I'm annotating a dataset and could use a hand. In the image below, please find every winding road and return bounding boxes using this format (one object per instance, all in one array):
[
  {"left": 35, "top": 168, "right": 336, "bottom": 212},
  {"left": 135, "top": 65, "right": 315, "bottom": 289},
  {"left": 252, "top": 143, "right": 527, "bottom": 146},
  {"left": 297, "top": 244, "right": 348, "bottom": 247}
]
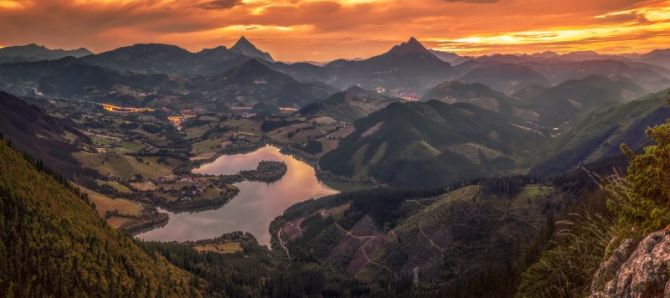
[{"left": 333, "top": 222, "right": 398, "bottom": 279}]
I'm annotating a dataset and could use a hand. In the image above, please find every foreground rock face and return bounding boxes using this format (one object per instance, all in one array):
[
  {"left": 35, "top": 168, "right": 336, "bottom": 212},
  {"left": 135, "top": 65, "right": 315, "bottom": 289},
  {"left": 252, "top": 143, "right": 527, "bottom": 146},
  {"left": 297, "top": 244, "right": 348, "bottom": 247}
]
[{"left": 591, "top": 231, "right": 670, "bottom": 298}]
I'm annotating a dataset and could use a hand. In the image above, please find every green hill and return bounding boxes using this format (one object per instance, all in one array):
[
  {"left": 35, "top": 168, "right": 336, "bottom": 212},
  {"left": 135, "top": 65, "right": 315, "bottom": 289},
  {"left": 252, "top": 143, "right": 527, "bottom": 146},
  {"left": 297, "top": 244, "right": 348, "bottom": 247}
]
[
  {"left": 531, "top": 88, "right": 670, "bottom": 176},
  {"left": 271, "top": 177, "right": 570, "bottom": 297},
  {"left": 422, "top": 80, "right": 539, "bottom": 122},
  {"left": 519, "top": 75, "right": 645, "bottom": 127},
  {"left": 320, "top": 100, "right": 546, "bottom": 188},
  {"left": 299, "top": 86, "right": 400, "bottom": 122},
  {"left": 0, "top": 139, "right": 198, "bottom": 296}
]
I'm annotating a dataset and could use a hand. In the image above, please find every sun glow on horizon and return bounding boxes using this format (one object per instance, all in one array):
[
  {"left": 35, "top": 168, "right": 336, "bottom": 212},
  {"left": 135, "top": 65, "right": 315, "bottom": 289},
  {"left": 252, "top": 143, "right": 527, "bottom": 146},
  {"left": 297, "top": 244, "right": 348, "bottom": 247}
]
[{"left": 1, "top": 0, "right": 670, "bottom": 60}]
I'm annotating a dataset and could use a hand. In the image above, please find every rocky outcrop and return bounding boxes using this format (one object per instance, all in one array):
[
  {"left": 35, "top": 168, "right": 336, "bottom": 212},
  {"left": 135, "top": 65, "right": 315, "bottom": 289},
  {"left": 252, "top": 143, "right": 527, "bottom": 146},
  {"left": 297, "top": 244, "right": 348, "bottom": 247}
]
[{"left": 590, "top": 231, "right": 670, "bottom": 298}]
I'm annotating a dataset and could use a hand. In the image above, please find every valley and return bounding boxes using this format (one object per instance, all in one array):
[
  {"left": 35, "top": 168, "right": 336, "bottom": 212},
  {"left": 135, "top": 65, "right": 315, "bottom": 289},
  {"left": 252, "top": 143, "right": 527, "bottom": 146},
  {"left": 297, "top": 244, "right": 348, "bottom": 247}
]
[{"left": 3, "top": 31, "right": 670, "bottom": 297}]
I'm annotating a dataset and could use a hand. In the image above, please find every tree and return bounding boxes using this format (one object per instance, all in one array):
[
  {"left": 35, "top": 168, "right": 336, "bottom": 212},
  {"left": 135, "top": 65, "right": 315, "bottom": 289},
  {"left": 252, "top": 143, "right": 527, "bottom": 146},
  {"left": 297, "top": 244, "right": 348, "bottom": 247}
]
[{"left": 607, "top": 120, "right": 670, "bottom": 234}]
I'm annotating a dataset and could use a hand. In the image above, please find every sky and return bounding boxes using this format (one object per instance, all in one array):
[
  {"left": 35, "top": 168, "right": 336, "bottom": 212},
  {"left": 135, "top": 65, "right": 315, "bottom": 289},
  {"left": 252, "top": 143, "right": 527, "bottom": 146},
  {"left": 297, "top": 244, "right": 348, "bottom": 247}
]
[{"left": 0, "top": 0, "right": 669, "bottom": 61}]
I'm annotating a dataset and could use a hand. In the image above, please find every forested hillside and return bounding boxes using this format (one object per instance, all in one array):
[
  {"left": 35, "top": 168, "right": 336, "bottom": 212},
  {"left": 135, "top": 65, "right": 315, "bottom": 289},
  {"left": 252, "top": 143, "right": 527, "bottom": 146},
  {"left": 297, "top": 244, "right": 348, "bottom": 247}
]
[
  {"left": 519, "top": 104, "right": 670, "bottom": 297},
  {"left": 0, "top": 138, "right": 198, "bottom": 297}
]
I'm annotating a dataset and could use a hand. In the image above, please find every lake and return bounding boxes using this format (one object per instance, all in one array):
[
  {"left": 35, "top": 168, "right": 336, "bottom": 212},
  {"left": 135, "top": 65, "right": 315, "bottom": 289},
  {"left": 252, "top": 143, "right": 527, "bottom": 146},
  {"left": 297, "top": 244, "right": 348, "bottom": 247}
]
[{"left": 135, "top": 145, "right": 338, "bottom": 246}]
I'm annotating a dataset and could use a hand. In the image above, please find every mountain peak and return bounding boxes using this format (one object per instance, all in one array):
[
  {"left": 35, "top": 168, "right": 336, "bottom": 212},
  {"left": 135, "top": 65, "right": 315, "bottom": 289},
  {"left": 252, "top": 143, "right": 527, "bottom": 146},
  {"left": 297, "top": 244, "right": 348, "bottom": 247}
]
[
  {"left": 407, "top": 36, "right": 421, "bottom": 46},
  {"left": 233, "top": 36, "right": 253, "bottom": 48},
  {"left": 387, "top": 37, "right": 432, "bottom": 56},
  {"left": 231, "top": 36, "right": 274, "bottom": 62}
]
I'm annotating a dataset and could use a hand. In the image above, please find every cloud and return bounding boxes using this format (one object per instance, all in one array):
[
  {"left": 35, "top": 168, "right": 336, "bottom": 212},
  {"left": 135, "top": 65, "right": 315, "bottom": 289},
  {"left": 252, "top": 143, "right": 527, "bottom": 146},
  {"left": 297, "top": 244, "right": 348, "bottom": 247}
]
[
  {"left": 440, "top": 0, "right": 499, "bottom": 3},
  {"left": 196, "top": 0, "right": 243, "bottom": 10},
  {"left": 0, "top": 0, "right": 668, "bottom": 61}
]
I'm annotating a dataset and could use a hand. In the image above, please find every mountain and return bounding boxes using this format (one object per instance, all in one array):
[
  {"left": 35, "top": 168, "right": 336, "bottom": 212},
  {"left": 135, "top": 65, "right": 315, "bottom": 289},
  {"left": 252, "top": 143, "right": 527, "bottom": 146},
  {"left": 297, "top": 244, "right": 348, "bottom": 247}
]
[
  {"left": 460, "top": 63, "right": 550, "bottom": 94},
  {"left": 272, "top": 178, "right": 572, "bottom": 297},
  {"left": 519, "top": 75, "right": 645, "bottom": 127},
  {"left": 430, "top": 50, "right": 469, "bottom": 65},
  {"left": 321, "top": 37, "right": 454, "bottom": 99},
  {"left": 557, "top": 50, "right": 619, "bottom": 61},
  {"left": 197, "top": 58, "right": 336, "bottom": 107},
  {"left": 230, "top": 36, "right": 274, "bottom": 62},
  {"left": 82, "top": 43, "right": 196, "bottom": 74},
  {"left": 36, "top": 62, "right": 177, "bottom": 99},
  {"left": 531, "top": 88, "right": 670, "bottom": 176},
  {"left": 0, "top": 91, "right": 88, "bottom": 174},
  {"left": 0, "top": 44, "right": 92, "bottom": 63},
  {"left": 298, "top": 86, "right": 400, "bottom": 122},
  {"left": 0, "top": 139, "right": 196, "bottom": 296},
  {"left": 319, "top": 100, "right": 546, "bottom": 188},
  {"left": 422, "top": 80, "right": 539, "bottom": 122},
  {"left": 267, "top": 61, "right": 326, "bottom": 82},
  {"left": 523, "top": 59, "right": 670, "bottom": 92},
  {"left": 83, "top": 43, "right": 252, "bottom": 75},
  {"left": 0, "top": 57, "right": 190, "bottom": 106},
  {"left": 639, "top": 49, "right": 670, "bottom": 69}
]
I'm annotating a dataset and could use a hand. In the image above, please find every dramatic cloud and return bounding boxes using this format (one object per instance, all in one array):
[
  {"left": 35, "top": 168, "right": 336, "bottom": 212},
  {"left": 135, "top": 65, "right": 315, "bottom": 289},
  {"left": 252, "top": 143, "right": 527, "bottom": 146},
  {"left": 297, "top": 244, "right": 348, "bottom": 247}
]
[
  {"left": 196, "top": 0, "right": 243, "bottom": 10},
  {"left": 0, "top": 0, "right": 668, "bottom": 61}
]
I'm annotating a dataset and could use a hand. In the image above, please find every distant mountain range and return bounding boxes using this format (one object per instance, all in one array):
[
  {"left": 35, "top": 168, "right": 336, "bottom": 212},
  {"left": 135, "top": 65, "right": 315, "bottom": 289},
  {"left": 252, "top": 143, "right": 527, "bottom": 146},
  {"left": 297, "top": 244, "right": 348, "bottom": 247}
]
[
  {"left": 517, "top": 75, "right": 645, "bottom": 127},
  {"left": 316, "top": 37, "right": 454, "bottom": 99},
  {"left": 0, "top": 44, "right": 92, "bottom": 63},
  {"left": 2, "top": 38, "right": 670, "bottom": 187},
  {"left": 196, "top": 58, "right": 336, "bottom": 108}
]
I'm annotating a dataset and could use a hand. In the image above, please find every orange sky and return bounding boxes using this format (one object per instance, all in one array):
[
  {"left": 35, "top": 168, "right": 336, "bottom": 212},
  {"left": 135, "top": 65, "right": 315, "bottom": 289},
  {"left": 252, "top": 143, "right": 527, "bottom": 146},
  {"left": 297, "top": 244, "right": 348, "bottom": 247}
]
[{"left": 0, "top": 0, "right": 669, "bottom": 61}]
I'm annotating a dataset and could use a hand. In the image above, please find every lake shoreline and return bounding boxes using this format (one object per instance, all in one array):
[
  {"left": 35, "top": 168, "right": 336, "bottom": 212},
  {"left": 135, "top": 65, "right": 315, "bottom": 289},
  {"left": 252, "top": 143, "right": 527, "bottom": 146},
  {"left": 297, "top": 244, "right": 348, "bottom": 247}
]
[{"left": 135, "top": 145, "right": 338, "bottom": 247}]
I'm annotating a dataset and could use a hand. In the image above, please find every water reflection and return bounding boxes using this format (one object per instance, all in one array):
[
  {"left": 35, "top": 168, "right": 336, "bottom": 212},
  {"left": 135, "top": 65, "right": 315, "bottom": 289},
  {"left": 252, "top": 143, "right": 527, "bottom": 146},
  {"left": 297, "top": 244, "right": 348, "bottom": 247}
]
[{"left": 136, "top": 145, "right": 338, "bottom": 246}]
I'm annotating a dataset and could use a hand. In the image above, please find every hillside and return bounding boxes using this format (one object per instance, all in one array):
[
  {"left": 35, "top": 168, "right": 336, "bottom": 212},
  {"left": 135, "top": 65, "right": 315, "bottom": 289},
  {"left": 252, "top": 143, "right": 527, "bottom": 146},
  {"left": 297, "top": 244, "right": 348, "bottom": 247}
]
[
  {"left": 531, "top": 88, "right": 670, "bottom": 176},
  {"left": 197, "top": 59, "right": 337, "bottom": 108},
  {"left": 422, "top": 80, "right": 538, "bottom": 122},
  {"left": 299, "top": 86, "right": 400, "bottom": 122},
  {"left": 0, "top": 139, "right": 197, "bottom": 296},
  {"left": 0, "top": 44, "right": 92, "bottom": 63},
  {"left": 523, "top": 59, "right": 669, "bottom": 92},
  {"left": 271, "top": 178, "right": 572, "bottom": 297},
  {"left": 0, "top": 91, "right": 87, "bottom": 175},
  {"left": 460, "top": 63, "right": 549, "bottom": 94},
  {"left": 320, "top": 100, "right": 546, "bottom": 188},
  {"left": 519, "top": 75, "right": 645, "bottom": 127}
]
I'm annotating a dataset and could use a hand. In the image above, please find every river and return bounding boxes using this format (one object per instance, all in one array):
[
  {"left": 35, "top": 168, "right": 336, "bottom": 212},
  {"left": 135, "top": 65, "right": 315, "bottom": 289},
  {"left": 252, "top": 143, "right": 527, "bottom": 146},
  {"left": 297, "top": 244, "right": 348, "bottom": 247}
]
[{"left": 135, "top": 145, "right": 338, "bottom": 246}]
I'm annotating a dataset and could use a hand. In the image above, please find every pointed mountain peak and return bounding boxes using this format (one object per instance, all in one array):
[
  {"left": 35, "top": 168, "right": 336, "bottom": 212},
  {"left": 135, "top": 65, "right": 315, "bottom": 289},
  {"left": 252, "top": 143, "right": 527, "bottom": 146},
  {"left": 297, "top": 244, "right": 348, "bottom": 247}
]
[
  {"left": 407, "top": 36, "right": 422, "bottom": 46},
  {"left": 231, "top": 36, "right": 274, "bottom": 62},
  {"left": 387, "top": 37, "right": 432, "bottom": 55},
  {"left": 233, "top": 36, "right": 253, "bottom": 48}
]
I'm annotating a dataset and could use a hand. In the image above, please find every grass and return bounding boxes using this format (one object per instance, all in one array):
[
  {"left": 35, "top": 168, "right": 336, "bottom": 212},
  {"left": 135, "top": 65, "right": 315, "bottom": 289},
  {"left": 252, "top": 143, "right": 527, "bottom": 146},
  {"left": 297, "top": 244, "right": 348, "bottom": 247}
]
[
  {"left": 323, "top": 180, "right": 376, "bottom": 192},
  {"left": 130, "top": 181, "right": 158, "bottom": 191},
  {"left": 97, "top": 179, "right": 132, "bottom": 193},
  {"left": 106, "top": 216, "right": 134, "bottom": 229},
  {"left": 73, "top": 151, "right": 173, "bottom": 180},
  {"left": 184, "top": 124, "right": 214, "bottom": 140},
  {"left": 192, "top": 137, "right": 227, "bottom": 155},
  {"left": 116, "top": 141, "right": 146, "bottom": 153},
  {"left": 76, "top": 185, "right": 143, "bottom": 218},
  {"left": 193, "top": 242, "right": 243, "bottom": 254}
]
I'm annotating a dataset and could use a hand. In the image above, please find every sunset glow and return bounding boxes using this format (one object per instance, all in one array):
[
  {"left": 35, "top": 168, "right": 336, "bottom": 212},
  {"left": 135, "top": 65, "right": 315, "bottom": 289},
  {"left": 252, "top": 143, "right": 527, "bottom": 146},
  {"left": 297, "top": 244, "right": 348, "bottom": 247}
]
[{"left": 0, "top": 0, "right": 669, "bottom": 61}]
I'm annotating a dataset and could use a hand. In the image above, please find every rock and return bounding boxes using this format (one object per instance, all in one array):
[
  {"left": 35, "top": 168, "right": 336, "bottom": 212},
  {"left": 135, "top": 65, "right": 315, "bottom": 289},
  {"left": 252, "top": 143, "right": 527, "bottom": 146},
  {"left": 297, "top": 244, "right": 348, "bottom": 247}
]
[
  {"left": 590, "top": 231, "right": 670, "bottom": 298},
  {"left": 590, "top": 238, "right": 638, "bottom": 297}
]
